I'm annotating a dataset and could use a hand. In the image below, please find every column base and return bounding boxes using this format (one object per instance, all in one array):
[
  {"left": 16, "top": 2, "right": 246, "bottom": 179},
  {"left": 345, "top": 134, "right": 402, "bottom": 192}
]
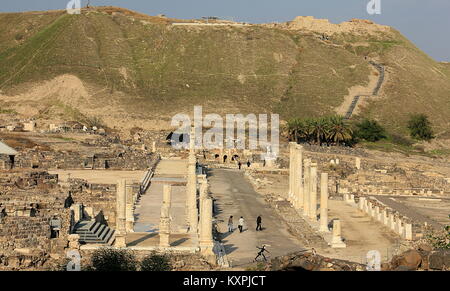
[
  {"left": 319, "top": 225, "right": 329, "bottom": 232},
  {"left": 159, "top": 233, "right": 170, "bottom": 248},
  {"left": 330, "top": 237, "right": 346, "bottom": 248},
  {"left": 114, "top": 235, "right": 127, "bottom": 248},
  {"left": 126, "top": 221, "right": 134, "bottom": 232}
]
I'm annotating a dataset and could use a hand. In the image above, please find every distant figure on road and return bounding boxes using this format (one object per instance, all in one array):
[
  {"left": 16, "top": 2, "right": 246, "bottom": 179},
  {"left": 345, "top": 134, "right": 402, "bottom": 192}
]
[
  {"left": 228, "top": 216, "right": 234, "bottom": 232},
  {"left": 247, "top": 161, "right": 251, "bottom": 168},
  {"left": 238, "top": 216, "right": 245, "bottom": 233},
  {"left": 254, "top": 245, "right": 270, "bottom": 262},
  {"left": 238, "top": 161, "right": 242, "bottom": 170},
  {"left": 256, "top": 215, "right": 262, "bottom": 231}
]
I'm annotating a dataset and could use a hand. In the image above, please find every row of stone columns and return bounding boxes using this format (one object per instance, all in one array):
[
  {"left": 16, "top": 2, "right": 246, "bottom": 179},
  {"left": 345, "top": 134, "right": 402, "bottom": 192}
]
[
  {"left": 350, "top": 196, "right": 413, "bottom": 240},
  {"left": 189, "top": 128, "right": 214, "bottom": 256},
  {"left": 288, "top": 144, "right": 346, "bottom": 248}
]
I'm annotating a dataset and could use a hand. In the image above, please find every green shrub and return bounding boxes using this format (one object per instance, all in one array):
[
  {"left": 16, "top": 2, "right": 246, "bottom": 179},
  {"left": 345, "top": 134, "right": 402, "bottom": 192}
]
[
  {"left": 91, "top": 248, "right": 137, "bottom": 271},
  {"left": 407, "top": 114, "right": 434, "bottom": 141},
  {"left": 355, "top": 119, "right": 386, "bottom": 142},
  {"left": 140, "top": 252, "right": 172, "bottom": 271}
]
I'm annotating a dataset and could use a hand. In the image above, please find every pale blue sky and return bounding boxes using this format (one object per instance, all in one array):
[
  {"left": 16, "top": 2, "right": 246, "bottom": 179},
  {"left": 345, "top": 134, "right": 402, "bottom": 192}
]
[{"left": 1, "top": 0, "right": 449, "bottom": 61}]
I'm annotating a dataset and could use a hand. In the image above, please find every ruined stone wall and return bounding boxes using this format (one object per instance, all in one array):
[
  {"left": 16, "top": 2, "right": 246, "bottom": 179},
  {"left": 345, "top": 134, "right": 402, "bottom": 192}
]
[
  {"left": 70, "top": 183, "right": 117, "bottom": 226},
  {"left": 15, "top": 150, "right": 157, "bottom": 170},
  {"left": 0, "top": 217, "right": 51, "bottom": 251}
]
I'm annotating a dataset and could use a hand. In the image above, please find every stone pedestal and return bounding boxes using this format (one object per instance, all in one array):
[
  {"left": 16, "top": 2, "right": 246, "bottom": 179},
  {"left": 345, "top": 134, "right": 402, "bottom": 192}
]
[
  {"left": 319, "top": 173, "right": 329, "bottom": 232},
  {"left": 309, "top": 163, "right": 318, "bottom": 221},
  {"left": 159, "top": 184, "right": 172, "bottom": 248},
  {"left": 331, "top": 219, "right": 346, "bottom": 248}
]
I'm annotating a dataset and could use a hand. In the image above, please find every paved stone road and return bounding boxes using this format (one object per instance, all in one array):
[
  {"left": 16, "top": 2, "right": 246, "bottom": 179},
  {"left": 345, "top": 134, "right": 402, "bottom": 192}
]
[{"left": 208, "top": 168, "right": 305, "bottom": 266}]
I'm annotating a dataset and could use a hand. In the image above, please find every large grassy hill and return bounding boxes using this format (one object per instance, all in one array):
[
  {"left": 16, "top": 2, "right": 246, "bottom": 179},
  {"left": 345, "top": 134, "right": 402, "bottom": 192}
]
[{"left": 0, "top": 7, "right": 448, "bottom": 136}]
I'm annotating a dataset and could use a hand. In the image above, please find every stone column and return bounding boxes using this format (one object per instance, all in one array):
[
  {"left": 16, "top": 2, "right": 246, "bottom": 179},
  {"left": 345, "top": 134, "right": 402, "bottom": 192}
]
[
  {"left": 309, "top": 162, "right": 318, "bottom": 221},
  {"left": 404, "top": 223, "right": 413, "bottom": 240},
  {"left": 382, "top": 209, "right": 389, "bottom": 226},
  {"left": 319, "top": 173, "right": 329, "bottom": 232},
  {"left": 115, "top": 179, "right": 127, "bottom": 248},
  {"left": 331, "top": 219, "right": 346, "bottom": 248},
  {"left": 198, "top": 175, "right": 208, "bottom": 201},
  {"left": 395, "top": 217, "right": 404, "bottom": 235},
  {"left": 303, "top": 159, "right": 311, "bottom": 216},
  {"left": 199, "top": 198, "right": 214, "bottom": 256},
  {"left": 159, "top": 184, "right": 172, "bottom": 248},
  {"left": 389, "top": 213, "right": 396, "bottom": 231},
  {"left": 294, "top": 145, "right": 304, "bottom": 209},
  {"left": 71, "top": 204, "right": 83, "bottom": 222},
  {"left": 288, "top": 142, "right": 296, "bottom": 203},
  {"left": 125, "top": 182, "right": 134, "bottom": 232},
  {"left": 198, "top": 174, "right": 208, "bottom": 233},
  {"left": 358, "top": 197, "right": 365, "bottom": 211},
  {"left": 375, "top": 206, "right": 381, "bottom": 222},
  {"left": 355, "top": 157, "right": 361, "bottom": 170},
  {"left": 367, "top": 201, "right": 374, "bottom": 218},
  {"left": 186, "top": 128, "right": 198, "bottom": 233},
  {"left": 363, "top": 199, "right": 370, "bottom": 214}
]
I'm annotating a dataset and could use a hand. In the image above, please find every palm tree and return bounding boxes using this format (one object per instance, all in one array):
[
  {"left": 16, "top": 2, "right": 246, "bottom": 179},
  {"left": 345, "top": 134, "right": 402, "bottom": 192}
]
[
  {"left": 285, "top": 119, "right": 299, "bottom": 142},
  {"left": 307, "top": 117, "right": 329, "bottom": 145},
  {"left": 326, "top": 115, "right": 353, "bottom": 146}
]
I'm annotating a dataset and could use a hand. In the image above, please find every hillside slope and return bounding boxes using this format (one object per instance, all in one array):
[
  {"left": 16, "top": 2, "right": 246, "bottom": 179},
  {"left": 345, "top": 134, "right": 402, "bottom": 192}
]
[{"left": 0, "top": 7, "right": 448, "bottom": 135}]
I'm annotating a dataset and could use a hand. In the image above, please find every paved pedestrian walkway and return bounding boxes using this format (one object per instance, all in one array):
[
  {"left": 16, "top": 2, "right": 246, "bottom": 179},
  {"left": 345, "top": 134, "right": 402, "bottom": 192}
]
[
  {"left": 134, "top": 159, "right": 189, "bottom": 233},
  {"left": 208, "top": 168, "right": 304, "bottom": 266}
]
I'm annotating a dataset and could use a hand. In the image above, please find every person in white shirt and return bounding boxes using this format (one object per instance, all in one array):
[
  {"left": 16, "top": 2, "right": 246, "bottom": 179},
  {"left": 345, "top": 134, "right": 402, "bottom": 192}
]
[{"left": 238, "top": 216, "right": 245, "bottom": 233}]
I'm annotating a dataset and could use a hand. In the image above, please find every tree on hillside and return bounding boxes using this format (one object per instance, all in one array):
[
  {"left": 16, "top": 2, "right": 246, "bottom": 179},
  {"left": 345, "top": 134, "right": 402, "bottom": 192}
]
[
  {"left": 407, "top": 114, "right": 434, "bottom": 141},
  {"left": 355, "top": 119, "right": 386, "bottom": 142}
]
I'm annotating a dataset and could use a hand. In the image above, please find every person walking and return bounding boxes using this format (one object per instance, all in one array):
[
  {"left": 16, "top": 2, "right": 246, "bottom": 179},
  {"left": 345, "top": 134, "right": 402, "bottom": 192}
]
[
  {"left": 238, "top": 161, "right": 242, "bottom": 170},
  {"left": 228, "top": 216, "right": 234, "bottom": 232},
  {"left": 256, "top": 215, "right": 263, "bottom": 231},
  {"left": 238, "top": 216, "right": 245, "bottom": 233}
]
